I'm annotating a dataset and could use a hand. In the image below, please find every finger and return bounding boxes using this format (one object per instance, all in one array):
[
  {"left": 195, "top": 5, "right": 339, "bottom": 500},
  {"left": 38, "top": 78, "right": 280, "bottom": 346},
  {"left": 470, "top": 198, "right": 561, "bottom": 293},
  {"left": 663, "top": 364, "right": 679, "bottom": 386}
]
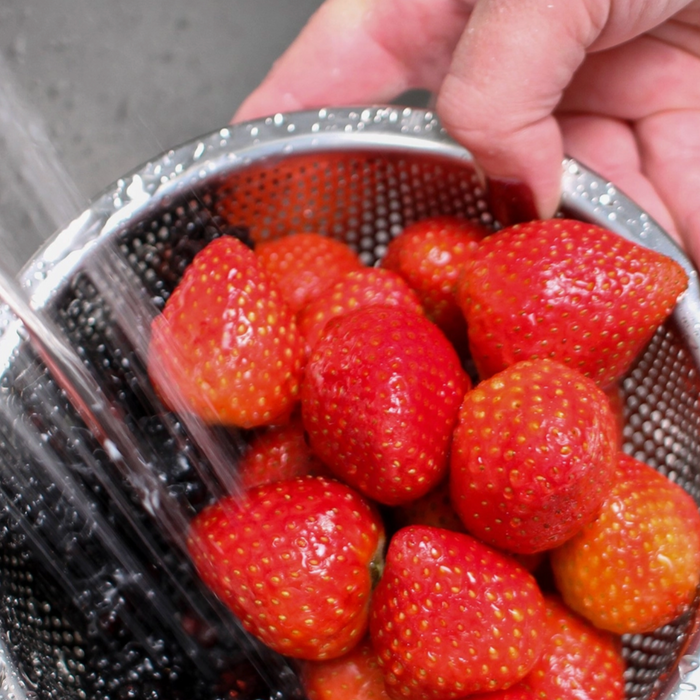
[
  {"left": 559, "top": 35, "right": 700, "bottom": 120},
  {"left": 234, "top": 0, "right": 472, "bottom": 122},
  {"left": 434, "top": 0, "right": 693, "bottom": 221},
  {"left": 435, "top": 0, "right": 607, "bottom": 220},
  {"left": 636, "top": 109, "right": 700, "bottom": 266}
]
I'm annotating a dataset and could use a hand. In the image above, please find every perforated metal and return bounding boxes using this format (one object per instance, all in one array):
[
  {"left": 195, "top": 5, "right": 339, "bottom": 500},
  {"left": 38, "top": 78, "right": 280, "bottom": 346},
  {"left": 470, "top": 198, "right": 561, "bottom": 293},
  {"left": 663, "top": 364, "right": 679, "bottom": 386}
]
[{"left": 0, "top": 106, "right": 698, "bottom": 700}]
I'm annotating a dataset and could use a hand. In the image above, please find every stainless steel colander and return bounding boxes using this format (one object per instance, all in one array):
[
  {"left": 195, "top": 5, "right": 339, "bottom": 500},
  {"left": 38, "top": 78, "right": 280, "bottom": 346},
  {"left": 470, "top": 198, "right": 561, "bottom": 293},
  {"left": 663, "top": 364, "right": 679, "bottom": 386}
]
[{"left": 0, "top": 106, "right": 699, "bottom": 700}]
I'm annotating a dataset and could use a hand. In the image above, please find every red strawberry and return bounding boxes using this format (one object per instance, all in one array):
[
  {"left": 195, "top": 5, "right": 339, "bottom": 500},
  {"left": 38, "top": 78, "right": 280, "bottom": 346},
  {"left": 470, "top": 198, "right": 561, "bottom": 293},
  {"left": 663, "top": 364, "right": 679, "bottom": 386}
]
[
  {"left": 464, "top": 687, "right": 533, "bottom": 700},
  {"left": 298, "top": 267, "right": 424, "bottom": 354},
  {"left": 256, "top": 232, "right": 361, "bottom": 313},
  {"left": 551, "top": 452, "right": 700, "bottom": 634},
  {"left": 389, "top": 482, "right": 546, "bottom": 573},
  {"left": 389, "top": 478, "right": 466, "bottom": 534},
  {"left": 450, "top": 358, "right": 617, "bottom": 554},
  {"left": 525, "top": 595, "right": 625, "bottom": 699},
  {"left": 237, "top": 415, "right": 328, "bottom": 490},
  {"left": 468, "top": 595, "right": 625, "bottom": 700},
  {"left": 457, "top": 218, "right": 688, "bottom": 388},
  {"left": 369, "top": 525, "right": 546, "bottom": 699},
  {"left": 302, "top": 306, "right": 470, "bottom": 506},
  {"left": 148, "top": 236, "right": 304, "bottom": 428},
  {"left": 604, "top": 382, "right": 626, "bottom": 450},
  {"left": 381, "top": 216, "right": 486, "bottom": 344},
  {"left": 301, "top": 636, "right": 391, "bottom": 700},
  {"left": 187, "top": 476, "right": 385, "bottom": 660}
]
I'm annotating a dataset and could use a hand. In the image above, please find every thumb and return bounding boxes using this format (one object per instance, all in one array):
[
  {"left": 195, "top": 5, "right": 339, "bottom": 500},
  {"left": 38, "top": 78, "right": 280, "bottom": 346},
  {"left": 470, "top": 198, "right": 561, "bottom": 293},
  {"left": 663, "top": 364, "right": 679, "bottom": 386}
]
[{"left": 436, "top": 0, "right": 608, "bottom": 221}]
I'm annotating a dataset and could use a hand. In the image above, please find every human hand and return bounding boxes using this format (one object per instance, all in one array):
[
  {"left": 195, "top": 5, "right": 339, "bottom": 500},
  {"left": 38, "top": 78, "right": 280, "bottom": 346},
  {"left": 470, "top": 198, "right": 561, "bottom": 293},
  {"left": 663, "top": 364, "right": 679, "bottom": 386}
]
[{"left": 234, "top": 0, "right": 700, "bottom": 265}]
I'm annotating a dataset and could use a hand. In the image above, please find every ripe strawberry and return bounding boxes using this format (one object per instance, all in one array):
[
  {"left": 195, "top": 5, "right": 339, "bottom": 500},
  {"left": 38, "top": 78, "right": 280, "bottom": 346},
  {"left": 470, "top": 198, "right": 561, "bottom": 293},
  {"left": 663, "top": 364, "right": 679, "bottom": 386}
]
[
  {"left": 297, "top": 267, "right": 424, "bottom": 354},
  {"left": 605, "top": 382, "right": 627, "bottom": 450},
  {"left": 525, "top": 595, "right": 625, "bottom": 699},
  {"left": 237, "top": 415, "right": 328, "bottom": 490},
  {"left": 389, "top": 481, "right": 546, "bottom": 573},
  {"left": 468, "top": 595, "right": 625, "bottom": 700},
  {"left": 302, "top": 306, "right": 470, "bottom": 506},
  {"left": 450, "top": 358, "right": 617, "bottom": 554},
  {"left": 187, "top": 476, "right": 385, "bottom": 660},
  {"left": 369, "top": 525, "right": 546, "bottom": 699},
  {"left": 256, "top": 232, "right": 361, "bottom": 313},
  {"left": 551, "top": 452, "right": 700, "bottom": 634},
  {"left": 380, "top": 216, "right": 486, "bottom": 344},
  {"left": 301, "top": 636, "right": 391, "bottom": 700},
  {"left": 148, "top": 235, "right": 304, "bottom": 428},
  {"left": 464, "top": 688, "right": 533, "bottom": 700},
  {"left": 457, "top": 218, "right": 688, "bottom": 388},
  {"left": 389, "top": 478, "right": 466, "bottom": 534}
]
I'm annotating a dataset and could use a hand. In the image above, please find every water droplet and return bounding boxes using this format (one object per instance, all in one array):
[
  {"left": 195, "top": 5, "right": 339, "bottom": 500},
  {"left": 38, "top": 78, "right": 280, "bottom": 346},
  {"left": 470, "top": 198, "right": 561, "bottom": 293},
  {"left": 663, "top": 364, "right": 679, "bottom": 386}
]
[
  {"left": 680, "top": 654, "right": 700, "bottom": 679},
  {"left": 273, "top": 113, "right": 284, "bottom": 126},
  {"left": 193, "top": 142, "right": 205, "bottom": 160}
]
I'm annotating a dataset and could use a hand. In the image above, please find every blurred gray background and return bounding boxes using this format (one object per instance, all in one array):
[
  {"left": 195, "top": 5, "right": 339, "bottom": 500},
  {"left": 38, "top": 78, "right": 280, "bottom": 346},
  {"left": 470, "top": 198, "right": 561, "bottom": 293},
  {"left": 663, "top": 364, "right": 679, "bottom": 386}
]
[{"left": 0, "top": 0, "right": 325, "bottom": 273}]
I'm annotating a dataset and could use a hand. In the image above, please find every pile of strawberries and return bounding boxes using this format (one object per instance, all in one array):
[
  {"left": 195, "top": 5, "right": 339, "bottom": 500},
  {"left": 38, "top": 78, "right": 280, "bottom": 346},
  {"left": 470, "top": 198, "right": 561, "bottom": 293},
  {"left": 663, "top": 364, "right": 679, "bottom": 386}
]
[{"left": 148, "top": 214, "right": 700, "bottom": 700}]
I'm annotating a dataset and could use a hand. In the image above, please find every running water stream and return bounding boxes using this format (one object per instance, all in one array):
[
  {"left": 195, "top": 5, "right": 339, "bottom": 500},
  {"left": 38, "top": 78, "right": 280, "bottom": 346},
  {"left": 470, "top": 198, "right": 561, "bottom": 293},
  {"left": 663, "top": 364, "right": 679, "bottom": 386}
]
[
  {"left": 0, "top": 55, "right": 305, "bottom": 700},
  {"left": 0, "top": 53, "right": 85, "bottom": 273}
]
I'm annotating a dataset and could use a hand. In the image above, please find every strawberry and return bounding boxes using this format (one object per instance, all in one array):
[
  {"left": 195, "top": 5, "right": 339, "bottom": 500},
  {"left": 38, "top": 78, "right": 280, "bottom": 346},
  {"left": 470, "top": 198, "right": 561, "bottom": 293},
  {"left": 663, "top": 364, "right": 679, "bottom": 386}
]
[
  {"left": 450, "top": 358, "right": 617, "bottom": 554},
  {"left": 237, "top": 415, "right": 328, "bottom": 490},
  {"left": 389, "top": 478, "right": 466, "bottom": 534},
  {"left": 301, "top": 636, "right": 391, "bottom": 700},
  {"left": 457, "top": 218, "right": 688, "bottom": 388},
  {"left": 551, "top": 452, "right": 700, "bottom": 634},
  {"left": 256, "top": 232, "right": 362, "bottom": 313},
  {"left": 468, "top": 595, "right": 625, "bottom": 700},
  {"left": 605, "top": 382, "right": 627, "bottom": 450},
  {"left": 524, "top": 594, "right": 625, "bottom": 699},
  {"left": 297, "top": 267, "right": 424, "bottom": 354},
  {"left": 389, "top": 481, "right": 546, "bottom": 573},
  {"left": 302, "top": 306, "right": 470, "bottom": 506},
  {"left": 148, "top": 235, "right": 304, "bottom": 428},
  {"left": 187, "top": 476, "right": 385, "bottom": 660},
  {"left": 369, "top": 525, "right": 546, "bottom": 699},
  {"left": 464, "top": 688, "right": 533, "bottom": 700},
  {"left": 380, "top": 215, "right": 486, "bottom": 344}
]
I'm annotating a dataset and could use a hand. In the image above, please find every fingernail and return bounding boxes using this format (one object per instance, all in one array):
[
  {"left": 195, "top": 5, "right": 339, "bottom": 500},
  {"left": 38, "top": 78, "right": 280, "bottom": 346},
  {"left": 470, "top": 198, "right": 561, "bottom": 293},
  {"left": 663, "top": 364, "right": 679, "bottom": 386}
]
[{"left": 487, "top": 177, "right": 539, "bottom": 227}]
